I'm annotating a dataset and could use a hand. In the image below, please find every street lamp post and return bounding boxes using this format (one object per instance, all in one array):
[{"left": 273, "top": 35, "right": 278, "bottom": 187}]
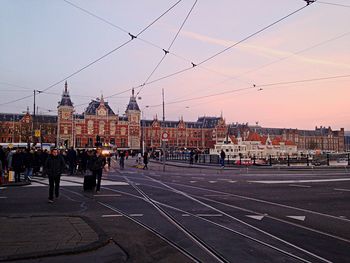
[
  {"left": 162, "top": 89, "right": 166, "bottom": 172},
  {"left": 141, "top": 105, "right": 149, "bottom": 155}
]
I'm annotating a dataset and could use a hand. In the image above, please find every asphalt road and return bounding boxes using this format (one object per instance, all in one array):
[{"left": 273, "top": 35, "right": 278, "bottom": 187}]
[{"left": 1, "top": 159, "right": 350, "bottom": 262}]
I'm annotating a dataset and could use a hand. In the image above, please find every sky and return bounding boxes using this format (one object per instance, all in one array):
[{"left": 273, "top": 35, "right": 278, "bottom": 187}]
[{"left": 1, "top": 0, "right": 350, "bottom": 130}]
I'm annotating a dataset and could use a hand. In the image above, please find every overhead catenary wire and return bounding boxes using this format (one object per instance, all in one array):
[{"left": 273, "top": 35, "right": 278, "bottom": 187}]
[
  {"left": 136, "top": 2, "right": 315, "bottom": 91},
  {"left": 62, "top": 0, "right": 254, "bottom": 94},
  {"left": 171, "top": 28, "right": 350, "bottom": 102},
  {"left": 136, "top": 0, "right": 198, "bottom": 96},
  {"left": 317, "top": 1, "right": 350, "bottom": 8},
  {"left": 146, "top": 73, "right": 350, "bottom": 108},
  {"left": 0, "top": 0, "right": 183, "bottom": 107}
]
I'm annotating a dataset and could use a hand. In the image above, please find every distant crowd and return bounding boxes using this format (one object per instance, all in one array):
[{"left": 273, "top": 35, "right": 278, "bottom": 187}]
[{"left": 0, "top": 146, "right": 153, "bottom": 183}]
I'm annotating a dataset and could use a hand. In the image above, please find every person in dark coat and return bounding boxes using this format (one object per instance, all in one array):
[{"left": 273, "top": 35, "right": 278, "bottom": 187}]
[
  {"left": 119, "top": 151, "right": 125, "bottom": 170},
  {"left": 44, "top": 148, "right": 66, "bottom": 203},
  {"left": 23, "top": 149, "right": 34, "bottom": 181},
  {"left": 0, "top": 146, "right": 6, "bottom": 175},
  {"left": 12, "top": 149, "right": 24, "bottom": 182},
  {"left": 143, "top": 152, "right": 149, "bottom": 170},
  {"left": 89, "top": 149, "right": 106, "bottom": 193},
  {"left": 66, "top": 147, "right": 77, "bottom": 175},
  {"left": 220, "top": 149, "right": 226, "bottom": 168}
]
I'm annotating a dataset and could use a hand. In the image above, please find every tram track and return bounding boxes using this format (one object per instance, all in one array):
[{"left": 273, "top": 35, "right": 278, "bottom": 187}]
[{"left": 32, "top": 175, "right": 340, "bottom": 262}]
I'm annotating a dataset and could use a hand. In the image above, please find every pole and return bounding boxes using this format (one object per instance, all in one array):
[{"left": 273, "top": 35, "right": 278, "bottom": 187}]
[
  {"left": 162, "top": 89, "right": 166, "bottom": 172},
  {"left": 33, "top": 90, "right": 36, "bottom": 117}
]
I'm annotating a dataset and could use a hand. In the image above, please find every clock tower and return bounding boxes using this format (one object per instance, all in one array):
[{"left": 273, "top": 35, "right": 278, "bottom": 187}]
[
  {"left": 126, "top": 88, "right": 141, "bottom": 150},
  {"left": 57, "top": 81, "right": 74, "bottom": 148}
]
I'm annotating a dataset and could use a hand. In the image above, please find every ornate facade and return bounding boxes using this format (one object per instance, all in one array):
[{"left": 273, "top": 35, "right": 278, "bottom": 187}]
[
  {"left": 0, "top": 82, "right": 346, "bottom": 153},
  {"left": 141, "top": 116, "right": 227, "bottom": 152},
  {"left": 57, "top": 82, "right": 141, "bottom": 150}
]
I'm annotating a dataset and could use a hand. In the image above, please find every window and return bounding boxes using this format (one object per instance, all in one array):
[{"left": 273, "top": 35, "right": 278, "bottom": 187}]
[
  {"left": 99, "top": 121, "right": 105, "bottom": 135},
  {"left": 88, "top": 120, "right": 94, "bottom": 135},
  {"left": 110, "top": 122, "right": 116, "bottom": 135}
]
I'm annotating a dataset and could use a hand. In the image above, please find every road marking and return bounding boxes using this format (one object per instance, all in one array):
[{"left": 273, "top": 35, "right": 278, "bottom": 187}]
[
  {"left": 208, "top": 181, "right": 217, "bottom": 183},
  {"left": 189, "top": 181, "right": 197, "bottom": 183},
  {"left": 182, "top": 214, "right": 190, "bottom": 217},
  {"left": 246, "top": 215, "right": 264, "bottom": 221},
  {"left": 0, "top": 197, "right": 7, "bottom": 199},
  {"left": 287, "top": 216, "right": 306, "bottom": 222},
  {"left": 130, "top": 214, "right": 143, "bottom": 217},
  {"left": 0, "top": 187, "right": 7, "bottom": 190},
  {"left": 289, "top": 184, "right": 311, "bottom": 188},
  {"left": 203, "top": 194, "right": 229, "bottom": 197},
  {"left": 334, "top": 188, "right": 350, "bottom": 192},
  {"left": 249, "top": 178, "right": 350, "bottom": 184},
  {"left": 339, "top": 216, "right": 347, "bottom": 219},
  {"left": 101, "top": 214, "right": 123, "bottom": 218},
  {"left": 227, "top": 180, "right": 237, "bottom": 183},
  {"left": 94, "top": 194, "right": 121, "bottom": 197},
  {"left": 196, "top": 214, "right": 222, "bottom": 217}
]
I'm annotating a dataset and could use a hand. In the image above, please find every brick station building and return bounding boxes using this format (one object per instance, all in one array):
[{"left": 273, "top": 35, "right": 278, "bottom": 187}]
[
  {"left": 0, "top": 82, "right": 346, "bottom": 153},
  {"left": 57, "top": 82, "right": 140, "bottom": 150}
]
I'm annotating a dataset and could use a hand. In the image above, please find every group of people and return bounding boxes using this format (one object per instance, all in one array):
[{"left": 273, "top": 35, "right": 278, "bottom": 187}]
[
  {"left": 0, "top": 145, "right": 152, "bottom": 203},
  {"left": 0, "top": 146, "right": 49, "bottom": 183}
]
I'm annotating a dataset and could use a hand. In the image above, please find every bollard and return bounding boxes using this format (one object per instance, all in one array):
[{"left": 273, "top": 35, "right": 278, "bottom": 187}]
[{"left": 287, "top": 155, "right": 290, "bottom": 167}]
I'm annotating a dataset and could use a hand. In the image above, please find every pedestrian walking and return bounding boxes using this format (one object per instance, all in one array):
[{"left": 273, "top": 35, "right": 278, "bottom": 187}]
[
  {"left": 23, "top": 149, "right": 34, "bottom": 182},
  {"left": 119, "top": 151, "right": 125, "bottom": 170},
  {"left": 143, "top": 152, "right": 149, "bottom": 170},
  {"left": 67, "top": 147, "right": 77, "bottom": 175},
  {"left": 220, "top": 149, "right": 226, "bottom": 168},
  {"left": 189, "top": 150, "right": 194, "bottom": 165},
  {"left": 12, "top": 149, "right": 23, "bottom": 183},
  {"left": 89, "top": 149, "right": 106, "bottom": 193},
  {"left": 44, "top": 148, "right": 66, "bottom": 203}
]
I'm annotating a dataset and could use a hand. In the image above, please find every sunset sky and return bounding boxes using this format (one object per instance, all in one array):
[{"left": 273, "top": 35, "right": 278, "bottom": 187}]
[{"left": 1, "top": 0, "right": 349, "bottom": 130}]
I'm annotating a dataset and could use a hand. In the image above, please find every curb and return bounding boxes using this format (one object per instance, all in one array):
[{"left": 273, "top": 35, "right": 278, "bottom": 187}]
[
  {"left": 0, "top": 215, "right": 111, "bottom": 262},
  {"left": 150, "top": 160, "right": 350, "bottom": 171}
]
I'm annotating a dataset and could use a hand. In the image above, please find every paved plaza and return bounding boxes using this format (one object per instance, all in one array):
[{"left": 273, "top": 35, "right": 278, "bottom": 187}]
[{"left": 1, "top": 159, "right": 350, "bottom": 262}]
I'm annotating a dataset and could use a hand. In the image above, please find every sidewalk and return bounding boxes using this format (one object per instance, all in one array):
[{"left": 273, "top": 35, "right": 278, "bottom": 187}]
[{"left": 0, "top": 215, "right": 107, "bottom": 262}]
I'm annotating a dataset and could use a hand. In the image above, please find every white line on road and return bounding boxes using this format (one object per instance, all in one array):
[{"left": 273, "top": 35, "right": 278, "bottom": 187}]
[
  {"left": 0, "top": 187, "right": 7, "bottom": 190},
  {"left": 246, "top": 215, "right": 264, "bottom": 221},
  {"left": 287, "top": 216, "right": 306, "bottom": 222},
  {"left": 101, "top": 214, "right": 123, "bottom": 218},
  {"left": 0, "top": 196, "right": 7, "bottom": 199},
  {"left": 334, "top": 188, "right": 350, "bottom": 192},
  {"left": 189, "top": 181, "right": 197, "bottom": 183},
  {"left": 182, "top": 214, "right": 191, "bottom": 217},
  {"left": 227, "top": 181, "right": 237, "bottom": 183},
  {"left": 94, "top": 194, "right": 121, "bottom": 197},
  {"left": 249, "top": 178, "right": 350, "bottom": 184},
  {"left": 289, "top": 184, "right": 311, "bottom": 188},
  {"left": 203, "top": 194, "right": 230, "bottom": 197},
  {"left": 129, "top": 214, "right": 143, "bottom": 217},
  {"left": 196, "top": 214, "right": 222, "bottom": 217},
  {"left": 208, "top": 181, "right": 217, "bottom": 183}
]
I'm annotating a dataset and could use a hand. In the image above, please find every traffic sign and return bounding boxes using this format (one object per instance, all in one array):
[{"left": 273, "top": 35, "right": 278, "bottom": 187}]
[
  {"left": 162, "top": 132, "right": 169, "bottom": 141},
  {"left": 34, "top": 130, "right": 41, "bottom": 137}
]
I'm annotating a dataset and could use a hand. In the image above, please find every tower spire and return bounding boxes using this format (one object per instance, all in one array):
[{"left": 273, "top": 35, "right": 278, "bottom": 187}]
[{"left": 65, "top": 81, "right": 68, "bottom": 93}]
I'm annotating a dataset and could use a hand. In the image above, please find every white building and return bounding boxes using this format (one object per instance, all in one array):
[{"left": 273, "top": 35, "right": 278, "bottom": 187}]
[{"left": 210, "top": 132, "right": 297, "bottom": 159}]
